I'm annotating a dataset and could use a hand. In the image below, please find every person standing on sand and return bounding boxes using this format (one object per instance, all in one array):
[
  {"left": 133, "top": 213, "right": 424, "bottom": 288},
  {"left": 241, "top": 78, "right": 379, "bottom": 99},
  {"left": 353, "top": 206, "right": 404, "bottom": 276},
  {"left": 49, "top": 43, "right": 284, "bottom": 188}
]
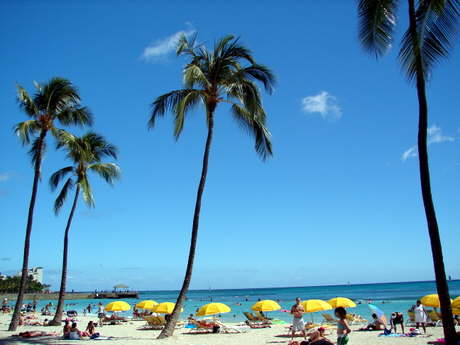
[
  {"left": 412, "top": 300, "right": 428, "bottom": 333},
  {"left": 290, "top": 297, "right": 306, "bottom": 340},
  {"left": 335, "top": 307, "right": 351, "bottom": 345}
]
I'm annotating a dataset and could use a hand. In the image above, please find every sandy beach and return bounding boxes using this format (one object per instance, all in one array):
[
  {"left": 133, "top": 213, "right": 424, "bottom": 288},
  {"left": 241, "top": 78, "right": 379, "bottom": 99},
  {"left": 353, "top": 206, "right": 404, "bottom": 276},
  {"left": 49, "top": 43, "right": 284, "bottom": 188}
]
[{"left": 0, "top": 313, "right": 455, "bottom": 345}]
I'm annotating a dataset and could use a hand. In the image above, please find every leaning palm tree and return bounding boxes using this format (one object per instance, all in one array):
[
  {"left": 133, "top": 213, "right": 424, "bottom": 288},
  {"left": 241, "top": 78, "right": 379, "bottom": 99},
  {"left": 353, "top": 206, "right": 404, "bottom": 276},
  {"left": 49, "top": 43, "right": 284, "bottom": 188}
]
[
  {"left": 357, "top": 1, "right": 459, "bottom": 343},
  {"left": 9, "top": 78, "right": 92, "bottom": 331},
  {"left": 149, "top": 34, "right": 275, "bottom": 338},
  {"left": 48, "top": 131, "right": 120, "bottom": 326}
]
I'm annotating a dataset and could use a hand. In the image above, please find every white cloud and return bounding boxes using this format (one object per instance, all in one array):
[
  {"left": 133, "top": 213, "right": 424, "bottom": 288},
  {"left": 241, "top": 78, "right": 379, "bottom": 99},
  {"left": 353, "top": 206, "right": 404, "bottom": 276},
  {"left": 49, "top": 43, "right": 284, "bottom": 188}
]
[
  {"left": 427, "top": 125, "right": 454, "bottom": 144},
  {"left": 141, "top": 26, "right": 196, "bottom": 62},
  {"left": 301, "top": 91, "right": 342, "bottom": 119},
  {"left": 0, "top": 173, "right": 10, "bottom": 182},
  {"left": 401, "top": 125, "right": 454, "bottom": 161},
  {"left": 402, "top": 146, "right": 418, "bottom": 161}
]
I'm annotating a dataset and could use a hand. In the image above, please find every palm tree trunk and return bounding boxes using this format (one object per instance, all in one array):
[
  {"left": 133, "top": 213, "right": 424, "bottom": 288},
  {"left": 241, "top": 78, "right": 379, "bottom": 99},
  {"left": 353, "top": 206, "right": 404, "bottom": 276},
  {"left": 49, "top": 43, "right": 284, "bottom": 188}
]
[
  {"left": 49, "top": 185, "right": 80, "bottom": 326},
  {"left": 158, "top": 109, "right": 215, "bottom": 339},
  {"left": 407, "top": 1, "right": 457, "bottom": 344},
  {"left": 8, "top": 130, "right": 46, "bottom": 332}
]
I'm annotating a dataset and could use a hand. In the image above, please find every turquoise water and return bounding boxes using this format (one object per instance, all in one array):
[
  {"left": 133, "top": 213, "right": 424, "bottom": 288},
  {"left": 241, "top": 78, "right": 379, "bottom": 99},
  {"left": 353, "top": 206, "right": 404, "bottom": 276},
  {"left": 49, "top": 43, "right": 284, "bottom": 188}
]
[{"left": 19, "top": 280, "right": 460, "bottom": 323}]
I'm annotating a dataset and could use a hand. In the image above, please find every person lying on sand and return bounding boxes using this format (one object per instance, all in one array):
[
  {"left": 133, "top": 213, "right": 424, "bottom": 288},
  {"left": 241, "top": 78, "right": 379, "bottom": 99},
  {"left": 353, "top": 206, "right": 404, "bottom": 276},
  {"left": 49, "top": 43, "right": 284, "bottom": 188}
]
[{"left": 13, "top": 331, "right": 58, "bottom": 338}]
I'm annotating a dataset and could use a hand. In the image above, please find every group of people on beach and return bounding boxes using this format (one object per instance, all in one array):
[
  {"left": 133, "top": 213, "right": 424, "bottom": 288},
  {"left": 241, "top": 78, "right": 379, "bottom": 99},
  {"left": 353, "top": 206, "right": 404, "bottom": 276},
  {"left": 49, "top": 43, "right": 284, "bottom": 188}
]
[
  {"left": 63, "top": 320, "right": 100, "bottom": 339},
  {"left": 290, "top": 297, "right": 350, "bottom": 345}
]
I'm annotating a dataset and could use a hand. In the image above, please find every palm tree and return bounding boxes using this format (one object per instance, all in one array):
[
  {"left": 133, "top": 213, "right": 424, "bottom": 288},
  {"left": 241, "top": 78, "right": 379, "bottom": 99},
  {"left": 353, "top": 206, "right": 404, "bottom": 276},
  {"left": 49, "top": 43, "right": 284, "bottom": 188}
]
[
  {"left": 48, "top": 131, "right": 120, "bottom": 326},
  {"left": 9, "top": 78, "right": 92, "bottom": 331},
  {"left": 357, "top": 1, "right": 459, "bottom": 343},
  {"left": 149, "top": 34, "right": 275, "bottom": 338}
]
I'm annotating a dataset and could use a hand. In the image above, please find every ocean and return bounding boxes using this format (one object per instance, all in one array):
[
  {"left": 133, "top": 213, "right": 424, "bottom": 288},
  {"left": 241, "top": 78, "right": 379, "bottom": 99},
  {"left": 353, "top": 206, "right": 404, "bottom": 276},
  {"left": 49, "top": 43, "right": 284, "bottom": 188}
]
[{"left": 19, "top": 280, "right": 460, "bottom": 323}]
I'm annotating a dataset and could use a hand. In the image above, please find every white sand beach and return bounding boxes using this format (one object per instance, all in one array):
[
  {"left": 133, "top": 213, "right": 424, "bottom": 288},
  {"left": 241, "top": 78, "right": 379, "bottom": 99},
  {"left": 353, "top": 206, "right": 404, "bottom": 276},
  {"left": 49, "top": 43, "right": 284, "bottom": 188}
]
[{"left": 0, "top": 313, "right": 455, "bottom": 345}]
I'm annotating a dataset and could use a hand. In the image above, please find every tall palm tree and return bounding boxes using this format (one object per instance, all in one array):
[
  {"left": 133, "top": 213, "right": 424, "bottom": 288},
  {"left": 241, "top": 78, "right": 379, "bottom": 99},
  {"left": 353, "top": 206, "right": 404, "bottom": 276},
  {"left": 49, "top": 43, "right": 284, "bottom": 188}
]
[
  {"left": 149, "top": 34, "right": 275, "bottom": 338},
  {"left": 9, "top": 78, "right": 92, "bottom": 331},
  {"left": 357, "top": 1, "right": 459, "bottom": 343},
  {"left": 48, "top": 131, "right": 120, "bottom": 326}
]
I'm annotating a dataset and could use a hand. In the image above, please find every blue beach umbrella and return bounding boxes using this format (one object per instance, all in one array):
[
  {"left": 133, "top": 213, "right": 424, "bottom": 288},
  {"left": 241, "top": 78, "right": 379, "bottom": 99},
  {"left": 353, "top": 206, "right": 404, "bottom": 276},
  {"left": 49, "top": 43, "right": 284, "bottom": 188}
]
[{"left": 368, "top": 304, "right": 387, "bottom": 325}]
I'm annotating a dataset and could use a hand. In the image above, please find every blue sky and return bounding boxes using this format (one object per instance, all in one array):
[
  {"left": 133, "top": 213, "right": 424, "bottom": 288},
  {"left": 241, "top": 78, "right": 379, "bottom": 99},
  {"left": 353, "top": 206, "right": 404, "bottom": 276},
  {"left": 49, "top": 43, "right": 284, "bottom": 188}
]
[{"left": 1, "top": 0, "right": 459, "bottom": 291}]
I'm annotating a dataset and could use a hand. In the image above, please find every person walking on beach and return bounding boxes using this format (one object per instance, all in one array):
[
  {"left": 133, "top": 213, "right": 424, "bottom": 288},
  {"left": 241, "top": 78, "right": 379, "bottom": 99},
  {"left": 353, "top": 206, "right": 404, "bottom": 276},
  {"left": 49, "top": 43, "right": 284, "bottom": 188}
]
[
  {"left": 335, "top": 307, "right": 351, "bottom": 345},
  {"left": 412, "top": 300, "right": 428, "bottom": 333},
  {"left": 290, "top": 297, "right": 306, "bottom": 340}
]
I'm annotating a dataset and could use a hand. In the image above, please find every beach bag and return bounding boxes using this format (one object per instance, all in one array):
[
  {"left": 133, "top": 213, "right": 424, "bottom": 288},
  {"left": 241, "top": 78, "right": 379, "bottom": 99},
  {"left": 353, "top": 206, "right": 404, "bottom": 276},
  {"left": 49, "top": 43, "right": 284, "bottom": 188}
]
[{"left": 383, "top": 328, "right": 392, "bottom": 335}]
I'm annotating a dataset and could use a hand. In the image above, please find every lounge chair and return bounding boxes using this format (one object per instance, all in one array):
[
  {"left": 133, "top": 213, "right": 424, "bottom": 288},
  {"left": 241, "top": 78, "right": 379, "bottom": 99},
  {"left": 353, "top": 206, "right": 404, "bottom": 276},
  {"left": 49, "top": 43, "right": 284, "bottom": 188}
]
[
  {"left": 322, "top": 313, "right": 336, "bottom": 325},
  {"left": 255, "top": 311, "right": 272, "bottom": 321},
  {"left": 346, "top": 313, "right": 367, "bottom": 325},
  {"left": 187, "top": 320, "right": 215, "bottom": 333},
  {"left": 144, "top": 315, "right": 166, "bottom": 329},
  {"left": 215, "top": 320, "right": 245, "bottom": 333},
  {"left": 428, "top": 310, "right": 442, "bottom": 327},
  {"left": 243, "top": 312, "right": 259, "bottom": 322},
  {"left": 244, "top": 320, "right": 271, "bottom": 329}
]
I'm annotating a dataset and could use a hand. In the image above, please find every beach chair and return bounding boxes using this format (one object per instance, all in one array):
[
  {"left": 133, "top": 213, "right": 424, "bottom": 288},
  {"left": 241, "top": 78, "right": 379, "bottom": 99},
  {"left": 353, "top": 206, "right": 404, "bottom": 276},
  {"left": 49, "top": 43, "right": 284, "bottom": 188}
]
[
  {"left": 428, "top": 310, "right": 442, "bottom": 327},
  {"left": 143, "top": 315, "right": 166, "bottom": 329},
  {"left": 244, "top": 320, "right": 271, "bottom": 328},
  {"left": 346, "top": 313, "right": 367, "bottom": 325},
  {"left": 255, "top": 311, "right": 272, "bottom": 323},
  {"left": 243, "top": 312, "right": 259, "bottom": 322},
  {"left": 322, "top": 313, "right": 336, "bottom": 325},
  {"left": 187, "top": 320, "right": 215, "bottom": 333},
  {"left": 215, "top": 320, "right": 245, "bottom": 333}
]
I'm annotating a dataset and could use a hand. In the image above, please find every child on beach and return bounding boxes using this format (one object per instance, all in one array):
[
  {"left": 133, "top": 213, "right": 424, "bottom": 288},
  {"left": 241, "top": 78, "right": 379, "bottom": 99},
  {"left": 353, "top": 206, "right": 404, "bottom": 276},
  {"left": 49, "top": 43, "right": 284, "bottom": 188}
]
[{"left": 335, "top": 307, "right": 351, "bottom": 345}]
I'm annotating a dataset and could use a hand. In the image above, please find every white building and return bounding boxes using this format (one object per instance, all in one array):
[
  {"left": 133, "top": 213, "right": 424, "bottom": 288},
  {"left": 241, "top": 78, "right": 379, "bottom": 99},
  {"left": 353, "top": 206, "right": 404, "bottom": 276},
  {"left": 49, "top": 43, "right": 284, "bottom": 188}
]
[{"left": 16, "top": 267, "right": 43, "bottom": 284}]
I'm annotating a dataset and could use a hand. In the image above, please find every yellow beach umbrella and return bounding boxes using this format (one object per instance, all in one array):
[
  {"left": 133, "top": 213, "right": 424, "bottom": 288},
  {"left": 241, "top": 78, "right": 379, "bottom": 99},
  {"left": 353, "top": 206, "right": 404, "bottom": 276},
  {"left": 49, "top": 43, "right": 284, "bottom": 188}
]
[
  {"left": 452, "top": 308, "right": 460, "bottom": 316},
  {"left": 196, "top": 303, "right": 231, "bottom": 317},
  {"left": 302, "top": 299, "right": 332, "bottom": 313},
  {"left": 451, "top": 296, "right": 460, "bottom": 309},
  {"left": 135, "top": 300, "right": 158, "bottom": 310},
  {"left": 251, "top": 300, "right": 281, "bottom": 312},
  {"left": 327, "top": 297, "right": 356, "bottom": 308},
  {"left": 105, "top": 301, "right": 131, "bottom": 312},
  {"left": 154, "top": 302, "right": 183, "bottom": 314},
  {"left": 420, "top": 294, "right": 452, "bottom": 308}
]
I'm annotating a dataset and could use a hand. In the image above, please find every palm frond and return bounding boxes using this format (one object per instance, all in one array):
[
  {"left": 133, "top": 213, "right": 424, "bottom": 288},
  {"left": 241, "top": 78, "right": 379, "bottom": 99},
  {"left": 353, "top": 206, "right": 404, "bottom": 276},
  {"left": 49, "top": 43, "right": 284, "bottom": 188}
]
[
  {"left": 183, "top": 64, "right": 210, "bottom": 89},
  {"left": 54, "top": 177, "right": 74, "bottom": 214},
  {"left": 16, "top": 85, "right": 38, "bottom": 117},
  {"left": 174, "top": 90, "right": 204, "bottom": 138},
  {"left": 238, "top": 64, "right": 276, "bottom": 94},
  {"left": 358, "top": 0, "right": 398, "bottom": 57},
  {"left": 57, "top": 105, "right": 93, "bottom": 127},
  {"left": 14, "top": 120, "right": 41, "bottom": 145},
  {"left": 49, "top": 166, "right": 74, "bottom": 191},
  {"left": 88, "top": 163, "right": 121, "bottom": 185},
  {"left": 399, "top": 0, "right": 460, "bottom": 80},
  {"left": 231, "top": 104, "right": 273, "bottom": 160},
  {"left": 149, "top": 89, "right": 199, "bottom": 129},
  {"left": 176, "top": 33, "right": 198, "bottom": 56},
  {"left": 79, "top": 175, "right": 95, "bottom": 207},
  {"left": 35, "top": 77, "right": 81, "bottom": 115}
]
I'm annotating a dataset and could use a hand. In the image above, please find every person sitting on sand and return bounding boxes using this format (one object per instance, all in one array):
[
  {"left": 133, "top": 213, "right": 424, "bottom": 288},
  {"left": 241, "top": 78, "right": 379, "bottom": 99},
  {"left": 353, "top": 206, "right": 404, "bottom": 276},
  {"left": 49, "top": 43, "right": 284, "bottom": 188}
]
[
  {"left": 358, "top": 313, "right": 385, "bottom": 331},
  {"left": 69, "top": 322, "right": 81, "bottom": 340},
  {"left": 305, "top": 327, "right": 334, "bottom": 345},
  {"left": 390, "top": 312, "right": 404, "bottom": 333},
  {"left": 85, "top": 321, "right": 96, "bottom": 335},
  {"left": 63, "top": 320, "right": 71, "bottom": 339}
]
